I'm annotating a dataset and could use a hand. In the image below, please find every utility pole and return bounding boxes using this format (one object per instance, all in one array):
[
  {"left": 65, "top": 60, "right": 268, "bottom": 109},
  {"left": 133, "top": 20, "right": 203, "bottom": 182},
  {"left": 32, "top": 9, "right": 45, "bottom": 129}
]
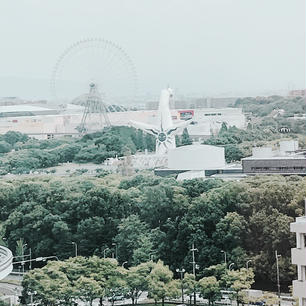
[
  {"left": 190, "top": 243, "right": 198, "bottom": 306},
  {"left": 275, "top": 250, "right": 281, "bottom": 306},
  {"left": 72, "top": 242, "right": 78, "bottom": 257},
  {"left": 221, "top": 250, "right": 227, "bottom": 267},
  {"left": 29, "top": 248, "right": 32, "bottom": 270},
  {"left": 112, "top": 243, "right": 118, "bottom": 259}
]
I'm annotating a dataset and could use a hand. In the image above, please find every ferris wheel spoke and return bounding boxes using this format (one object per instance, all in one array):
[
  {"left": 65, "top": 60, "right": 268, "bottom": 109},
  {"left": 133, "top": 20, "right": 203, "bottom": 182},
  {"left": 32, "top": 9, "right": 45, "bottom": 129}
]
[{"left": 51, "top": 38, "right": 137, "bottom": 105}]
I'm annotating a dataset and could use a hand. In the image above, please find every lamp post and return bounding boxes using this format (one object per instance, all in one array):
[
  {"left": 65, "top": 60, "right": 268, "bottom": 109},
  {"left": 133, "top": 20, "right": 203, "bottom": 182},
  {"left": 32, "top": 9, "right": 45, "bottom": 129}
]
[
  {"left": 112, "top": 243, "right": 117, "bottom": 259},
  {"left": 28, "top": 290, "right": 37, "bottom": 306},
  {"left": 275, "top": 251, "right": 281, "bottom": 306},
  {"left": 103, "top": 248, "right": 109, "bottom": 259},
  {"left": 176, "top": 268, "right": 186, "bottom": 303},
  {"left": 72, "top": 242, "right": 78, "bottom": 257},
  {"left": 221, "top": 250, "right": 227, "bottom": 268},
  {"left": 190, "top": 243, "right": 198, "bottom": 306},
  {"left": 22, "top": 243, "right": 27, "bottom": 273},
  {"left": 229, "top": 263, "right": 234, "bottom": 271},
  {"left": 13, "top": 287, "right": 18, "bottom": 306},
  {"left": 246, "top": 260, "right": 252, "bottom": 269}
]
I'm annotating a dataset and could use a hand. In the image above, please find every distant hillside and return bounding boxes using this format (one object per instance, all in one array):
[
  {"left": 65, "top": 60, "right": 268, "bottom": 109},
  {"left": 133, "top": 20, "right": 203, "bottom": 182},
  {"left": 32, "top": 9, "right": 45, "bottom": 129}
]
[{"left": 234, "top": 95, "right": 306, "bottom": 117}]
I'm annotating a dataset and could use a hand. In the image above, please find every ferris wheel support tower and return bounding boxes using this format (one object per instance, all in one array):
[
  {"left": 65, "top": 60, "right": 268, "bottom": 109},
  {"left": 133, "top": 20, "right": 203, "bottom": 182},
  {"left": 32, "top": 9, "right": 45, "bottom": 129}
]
[{"left": 77, "top": 82, "right": 111, "bottom": 133}]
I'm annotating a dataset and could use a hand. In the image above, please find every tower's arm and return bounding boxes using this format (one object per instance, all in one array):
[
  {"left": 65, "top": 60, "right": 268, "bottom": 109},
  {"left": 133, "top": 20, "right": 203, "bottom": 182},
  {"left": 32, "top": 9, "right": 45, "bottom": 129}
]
[
  {"left": 165, "top": 119, "right": 193, "bottom": 136},
  {"left": 129, "top": 120, "right": 159, "bottom": 136}
]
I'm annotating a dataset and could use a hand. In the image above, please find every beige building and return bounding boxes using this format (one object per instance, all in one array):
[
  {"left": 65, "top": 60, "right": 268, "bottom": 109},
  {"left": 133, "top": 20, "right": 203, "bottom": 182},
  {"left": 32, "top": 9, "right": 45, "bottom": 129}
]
[
  {"left": 0, "top": 106, "right": 245, "bottom": 140},
  {"left": 290, "top": 210, "right": 306, "bottom": 306}
]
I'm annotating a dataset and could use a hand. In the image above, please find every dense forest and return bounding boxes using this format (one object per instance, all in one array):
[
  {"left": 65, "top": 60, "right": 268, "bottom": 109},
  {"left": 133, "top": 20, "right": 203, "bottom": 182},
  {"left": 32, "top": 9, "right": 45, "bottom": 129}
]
[{"left": 1, "top": 173, "right": 305, "bottom": 291}]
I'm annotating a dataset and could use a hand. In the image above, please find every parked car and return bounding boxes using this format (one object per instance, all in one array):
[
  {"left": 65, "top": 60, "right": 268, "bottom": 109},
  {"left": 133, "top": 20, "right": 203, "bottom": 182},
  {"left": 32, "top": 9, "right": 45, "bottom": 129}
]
[{"left": 108, "top": 295, "right": 125, "bottom": 302}]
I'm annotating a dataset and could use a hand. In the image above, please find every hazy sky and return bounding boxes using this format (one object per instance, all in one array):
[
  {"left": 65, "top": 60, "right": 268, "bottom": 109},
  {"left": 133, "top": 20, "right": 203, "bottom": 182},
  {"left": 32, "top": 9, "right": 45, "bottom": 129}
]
[{"left": 0, "top": 0, "right": 305, "bottom": 100}]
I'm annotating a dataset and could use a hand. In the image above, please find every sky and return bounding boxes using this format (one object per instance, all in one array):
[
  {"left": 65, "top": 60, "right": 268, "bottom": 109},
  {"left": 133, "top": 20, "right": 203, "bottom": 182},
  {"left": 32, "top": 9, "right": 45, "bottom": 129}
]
[{"left": 0, "top": 0, "right": 305, "bottom": 101}]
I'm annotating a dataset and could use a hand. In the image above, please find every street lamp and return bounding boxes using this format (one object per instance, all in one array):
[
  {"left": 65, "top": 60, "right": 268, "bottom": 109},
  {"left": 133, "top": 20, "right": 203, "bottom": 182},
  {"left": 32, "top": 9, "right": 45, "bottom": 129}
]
[
  {"left": 1, "top": 237, "right": 7, "bottom": 246},
  {"left": 221, "top": 250, "right": 227, "bottom": 267},
  {"left": 122, "top": 261, "right": 128, "bottom": 268},
  {"left": 246, "top": 260, "right": 252, "bottom": 269},
  {"left": 28, "top": 291, "right": 37, "bottom": 306},
  {"left": 13, "top": 255, "right": 59, "bottom": 266},
  {"left": 35, "top": 256, "right": 59, "bottom": 262},
  {"left": 229, "top": 263, "right": 235, "bottom": 271},
  {"left": 176, "top": 268, "right": 186, "bottom": 303},
  {"left": 112, "top": 243, "right": 117, "bottom": 259},
  {"left": 72, "top": 242, "right": 78, "bottom": 257},
  {"left": 103, "top": 248, "right": 109, "bottom": 259},
  {"left": 275, "top": 251, "right": 281, "bottom": 306}
]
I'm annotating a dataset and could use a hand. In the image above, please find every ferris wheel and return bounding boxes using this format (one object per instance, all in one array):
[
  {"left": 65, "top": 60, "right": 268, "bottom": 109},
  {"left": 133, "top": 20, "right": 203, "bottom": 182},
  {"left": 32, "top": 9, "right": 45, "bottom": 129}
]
[{"left": 50, "top": 38, "right": 137, "bottom": 131}]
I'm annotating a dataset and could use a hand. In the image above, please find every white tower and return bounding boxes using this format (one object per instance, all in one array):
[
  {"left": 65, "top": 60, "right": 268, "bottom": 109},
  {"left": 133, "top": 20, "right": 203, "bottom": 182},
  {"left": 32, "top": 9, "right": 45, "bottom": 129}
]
[{"left": 130, "top": 88, "right": 191, "bottom": 155}]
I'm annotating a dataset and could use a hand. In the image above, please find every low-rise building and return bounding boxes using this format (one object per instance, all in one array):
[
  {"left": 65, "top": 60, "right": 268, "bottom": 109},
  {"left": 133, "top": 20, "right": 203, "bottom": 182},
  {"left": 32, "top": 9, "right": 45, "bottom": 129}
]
[{"left": 242, "top": 141, "right": 306, "bottom": 176}]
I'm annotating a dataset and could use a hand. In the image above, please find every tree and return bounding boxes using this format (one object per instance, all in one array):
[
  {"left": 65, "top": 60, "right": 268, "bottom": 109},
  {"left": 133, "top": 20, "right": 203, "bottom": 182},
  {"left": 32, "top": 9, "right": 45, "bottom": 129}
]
[
  {"left": 213, "top": 212, "right": 248, "bottom": 264},
  {"left": 125, "top": 262, "right": 152, "bottom": 305},
  {"left": 222, "top": 268, "right": 255, "bottom": 306},
  {"left": 198, "top": 276, "right": 221, "bottom": 306},
  {"left": 0, "top": 141, "right": 11, "bottom": 153},
  {"left": 219, "top": 122, "right": 228, "bottom": 135},
  {"left": 175, "top": 135, "right": 181, "bottom": 147},
  {"left": 224, "top": 144, "right": 245, "bottom": 163},
  {"left": 132, "top": 234, "right": 154, "bottom": 265},
  {"left": 15, "top": 238, "right": 26, "bottom": 260},
  {"left": 183, "top": 273, "right": 196, "bottom": 305},
  {"left": 114, "top": 215, "right": 150, "bottom": 265},
  {"left": 261, "top": 292, "right": 279, "bottom": 306},
  {"left": 22, "top": 262, "right": 75, "bottom": 306},
  {"left": 147, "top": 260, "right": 179, "bottom": 306},
  {"left": 181, "top": 128, "right": 192, "bottom": 146},
  {"left": 3, "top": 131, "right": 28, "bottom": 146},
  {"left": 203, "top": 264, "right": 227, "bottom": 287},
  {"left": 75, "top": 276, "right": 103, "bottom": 306}
]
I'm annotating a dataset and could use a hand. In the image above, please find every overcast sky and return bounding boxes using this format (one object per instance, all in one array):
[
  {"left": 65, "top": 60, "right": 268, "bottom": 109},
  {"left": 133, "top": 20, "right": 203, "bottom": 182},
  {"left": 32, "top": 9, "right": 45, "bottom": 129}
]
[{"left": 0, "top": 0, "right": 305, "bottom": 100}]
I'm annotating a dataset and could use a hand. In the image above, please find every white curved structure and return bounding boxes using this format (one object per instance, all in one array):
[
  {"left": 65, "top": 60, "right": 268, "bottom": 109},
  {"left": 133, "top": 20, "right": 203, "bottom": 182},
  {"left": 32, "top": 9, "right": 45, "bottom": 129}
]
[
  {"left": 0, "top": 246, "right": 13, "bottom": 280},
  {"left": 130, "top": 88, "right": 191, "bottom": 155},
  {"left": 168, "top": 144, "right": 225, "bottom": 170}
]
